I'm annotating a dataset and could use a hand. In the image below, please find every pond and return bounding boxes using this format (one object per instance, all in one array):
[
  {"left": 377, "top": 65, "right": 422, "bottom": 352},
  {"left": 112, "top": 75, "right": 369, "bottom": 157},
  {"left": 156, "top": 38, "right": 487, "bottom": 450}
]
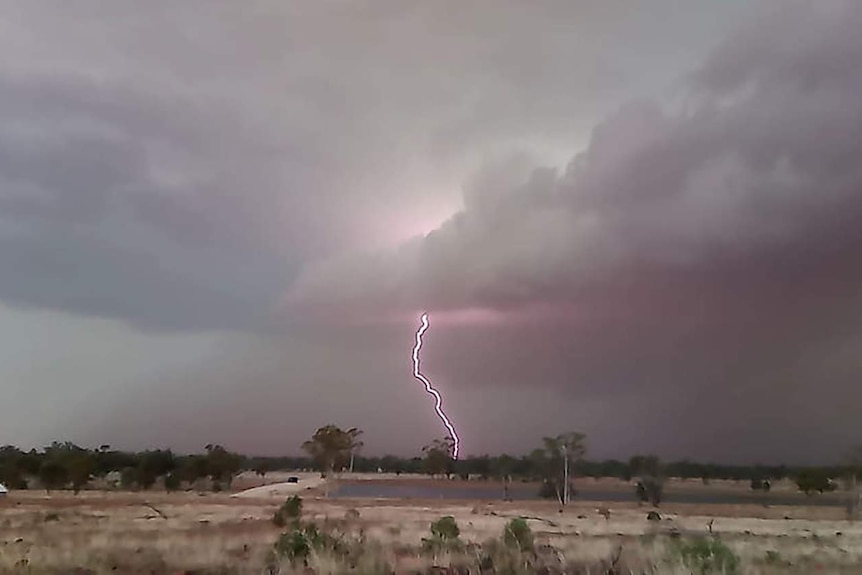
[{"left": 333, "top": 481, "right": 846, "bottom": 507}]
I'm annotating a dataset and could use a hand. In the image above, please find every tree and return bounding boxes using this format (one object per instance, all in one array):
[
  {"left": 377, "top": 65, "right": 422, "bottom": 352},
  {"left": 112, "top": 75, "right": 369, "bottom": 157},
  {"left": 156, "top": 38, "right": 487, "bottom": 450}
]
[
  {"left": 0, "top": 446, "right": 27, "bottom": 489},
  {"left": 302, "top": 425, "right": 353, "bottom": 478},
  {"left": 346, "top": 427, "right": 364, "bottom": 473},
  {"left": 796, "top": 468, "right": 835, "bottom": 495},
  {"left": 534, "top": 433, "right": 586, "bottom": 506},
  {"left": 164, "top": 472, "right": 182, "bottom": 492},
  {"left": 845, "top": 446, "right": 862, "bottom": 520},
  {"left": 422, "top": 437, "right": 455, "bottom": 477},
  {"left": 202, "top": 445, "right": 242, "bottom": 487},
  {"left": 631, "top": 455, "right": 664, "bottom": 507},
  {"left": 178, "top": 455, "right": 208, "bottom": 487},
  {"left": 67, "top": 452, "right": 95, "bottom": 494},
  {"left": 491, "top": 454, "right": 516, "bottom": 501},
  {"left": 38, "top": 460, "right": 68, "bottom": 492},
  {"left": 120, "top": 466, "right": 139, "bottom": 490}
]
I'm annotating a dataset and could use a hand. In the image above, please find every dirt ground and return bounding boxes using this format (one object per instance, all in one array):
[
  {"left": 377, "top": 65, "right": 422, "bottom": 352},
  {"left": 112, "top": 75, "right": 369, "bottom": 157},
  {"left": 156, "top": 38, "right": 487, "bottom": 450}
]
[{"left": 2, "top": 487, "right": 862, "bottom": 573}]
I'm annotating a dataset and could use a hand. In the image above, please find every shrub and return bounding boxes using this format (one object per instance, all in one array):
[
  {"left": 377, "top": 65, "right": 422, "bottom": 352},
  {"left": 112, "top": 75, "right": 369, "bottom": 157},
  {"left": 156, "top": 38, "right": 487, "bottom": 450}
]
[
  {"left": 275, "top": 528, "right": 311, "bottom": 562},
  {"left": 430, "top": 516, "right": 460, "bottom": 540},
  {"left": 164, "top": 472, "right": 181, "bottom": 492},
  {"left": 503, "top": 517, "right": 534, "bottom": 552},
  {"left": 273, "top": 520, "right": 347, "bottom": 564},
  {"left": 282, "top": 495, "right": 303, "bottom": 519},
  {"left": 423, "top": 516, "right": 462, "bottom": 553},
  {"left": 636, "top": 476, "right": 664, "bottom": 506},
  {"left": 795, "top": 469, "right": 836, "bottom": 495},
  {"left": 538, "top": 480, "right": 558, "bottom": 500},
  {"left": 273, "top": 495, "right": 303, "bottom": 527},
  {"left": 675, "top": 537, "right": 740, "bottom": 575}
]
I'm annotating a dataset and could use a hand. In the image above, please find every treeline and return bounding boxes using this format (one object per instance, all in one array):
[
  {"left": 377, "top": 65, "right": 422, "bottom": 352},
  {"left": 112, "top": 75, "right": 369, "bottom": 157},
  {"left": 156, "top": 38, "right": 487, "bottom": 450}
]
[
  {"left": 0, "top": 442, "right": 244, "bottom": 492},
  {"left": 0, "top": 441, "right": 854, "bottom": 493}
]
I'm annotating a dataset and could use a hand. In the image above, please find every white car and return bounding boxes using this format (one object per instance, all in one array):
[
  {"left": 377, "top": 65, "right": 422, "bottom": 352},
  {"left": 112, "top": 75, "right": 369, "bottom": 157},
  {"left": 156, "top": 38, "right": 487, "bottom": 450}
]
[{"left": 0, "top": 483, "right": 7, "bottom": 496}]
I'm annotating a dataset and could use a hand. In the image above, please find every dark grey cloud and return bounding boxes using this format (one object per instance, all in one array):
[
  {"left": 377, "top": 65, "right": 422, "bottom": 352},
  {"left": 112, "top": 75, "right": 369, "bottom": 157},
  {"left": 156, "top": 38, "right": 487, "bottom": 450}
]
[
  {"left": 289, "top": 0, "right": 862, "bottom": 320},
  {"left": 0, "top": 0, "right": 750, "bottom": 331},
  {"left": 14, "top": 0, "right": 861, "bottom": 462},
  {"left": 0, "top": 73, "right": 301, "bottom": 330},
  {"left": 283, "top": 0, "right": 862, "bottom": 461}
]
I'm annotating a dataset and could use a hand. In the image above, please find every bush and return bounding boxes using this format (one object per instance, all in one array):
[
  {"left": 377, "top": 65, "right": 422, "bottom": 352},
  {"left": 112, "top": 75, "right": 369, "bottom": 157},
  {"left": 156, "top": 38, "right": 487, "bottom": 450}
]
[
  {"left": 538, "top": 480, "right": 558, "bottom": 500},
  {"left": 503, "top": 517, "right": 534, "bottom": 552},
  {"left": 423, "top": 516, "right": 462, "bottom": 553},
  {"left": 282, "top": 495, "right": 303, "bottom": 519},
  {"left": 675, "top": 537, "right": 740, "bottom": 575},
  {"left": 273, "top": 495, "right": 303, "bottom": 527},
  {"left": 795, "top": 469, "right": 836, "bottom": 495},
  {"left": 275, "top": 528, "right": 311, "bottom": 562},
  {"left": 273, "top": 520, "right": 347, "bottom": 564},
  {"left": 636, "top": 476, "right": 664, "bottom": 506},
  {"left": 430, "top": 516, "right": 460, "bottom": 540},
  {"left": 164, "top": 472, "right": 181, "bottom": 492}
]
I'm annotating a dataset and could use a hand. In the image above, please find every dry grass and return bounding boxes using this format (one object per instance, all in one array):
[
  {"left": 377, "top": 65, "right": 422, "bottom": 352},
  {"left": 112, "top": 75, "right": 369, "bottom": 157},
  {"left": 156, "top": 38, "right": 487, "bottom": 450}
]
[{"left": 2, "top": 490, "right": 862, "bottom": 573}]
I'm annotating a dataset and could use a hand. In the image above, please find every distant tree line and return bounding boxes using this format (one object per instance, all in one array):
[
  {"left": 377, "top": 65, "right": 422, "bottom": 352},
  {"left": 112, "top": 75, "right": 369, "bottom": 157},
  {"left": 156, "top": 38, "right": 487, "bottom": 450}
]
[
  {"left": 1, "top": 431, "right": 858, "bottom": 499},
  {"left": 0, "top": 442, "right": 243, "bottom": 493}
]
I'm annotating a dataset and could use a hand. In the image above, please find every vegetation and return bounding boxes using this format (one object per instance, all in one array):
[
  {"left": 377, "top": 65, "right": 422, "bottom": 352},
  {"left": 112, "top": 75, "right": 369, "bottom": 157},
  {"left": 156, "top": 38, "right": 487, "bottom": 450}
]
[
  {"left": 673, "top": 537, "right": 740, "bottom": 574},
  {"left": 502, "top": 517, "right": 534, "bottom": 552},
  {"left": 632, "top": 455, "right": 665, "bottom": 507},
  {"left": 0, "top": 441, "right": 242, "bottom": 493},
  {"left": 0, "top": 430, "right": 856, "bottom": 496},
  {"left": 531, "top": 432, "right": 586, "bottom": 505},
  {"left": 795, "top": 468, "right": 837, "bottom": 495},
  {"left": 273, "top": 495, "right": 304, "bottom": 527},
  {"left": 422, "top": 515, "right": 462, "bottom": 554},
  {"left": 421, "top": 436, "right": 455, "bottom": 477},
  {"left": 301, "top": 424, "right": 355, "bottom": 478}
]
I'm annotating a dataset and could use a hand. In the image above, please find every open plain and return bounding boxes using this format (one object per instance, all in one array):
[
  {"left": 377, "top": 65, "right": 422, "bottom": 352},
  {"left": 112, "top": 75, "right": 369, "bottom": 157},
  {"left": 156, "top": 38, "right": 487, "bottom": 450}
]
[{"left": 2, "top": 476, "right": 862, "bottom": 574}]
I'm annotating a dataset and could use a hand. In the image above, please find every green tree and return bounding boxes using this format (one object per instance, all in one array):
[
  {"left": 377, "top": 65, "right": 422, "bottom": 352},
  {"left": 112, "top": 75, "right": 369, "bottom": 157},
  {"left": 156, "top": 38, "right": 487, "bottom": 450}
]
[
  {"left": 796, "top": 468, "right": 835, "bottom": 495},
  {"left": 164, "top": 472, "right": 182, "bottom": 492},
  {"left": 302, "top": 425, "right": 354, "bottom": 478},
  {"left": 203, "top": 445, "right": 242, "bottom": 488},
  {"left": 0, "top": 446, "right": 27, "bottom": 489},
  {"left": 67, "top": 452, "right": 95, "bottom": 494},
  {"left": 534, "top": 433, "right": 586, "bottom": 505},
  {"left": 631, "top": 455, "right": 664, "bottom": 506},
  {"left": 179, "top": 455, "right": 208, "bottom": 486},
  {"left": 120, "top": 466, "right": 139, "bottom": 490},
  {"left": 38, "top": 460, "right": 68, "bottom": 492},
  {"left": 422, "top": 437, "right": 455, "bottom": 477}
]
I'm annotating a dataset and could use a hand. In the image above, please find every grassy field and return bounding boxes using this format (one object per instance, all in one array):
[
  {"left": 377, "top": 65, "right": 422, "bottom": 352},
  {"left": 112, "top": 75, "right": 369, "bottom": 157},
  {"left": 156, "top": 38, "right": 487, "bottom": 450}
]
[{"left": 1, "top": 484, "right": 861, "bottom": 574}]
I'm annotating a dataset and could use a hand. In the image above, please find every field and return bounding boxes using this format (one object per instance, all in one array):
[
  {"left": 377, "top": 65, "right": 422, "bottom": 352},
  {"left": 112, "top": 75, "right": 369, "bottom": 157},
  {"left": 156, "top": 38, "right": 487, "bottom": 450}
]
[{"left": 2, "top": 476, "right": 862, "bottom": 574}]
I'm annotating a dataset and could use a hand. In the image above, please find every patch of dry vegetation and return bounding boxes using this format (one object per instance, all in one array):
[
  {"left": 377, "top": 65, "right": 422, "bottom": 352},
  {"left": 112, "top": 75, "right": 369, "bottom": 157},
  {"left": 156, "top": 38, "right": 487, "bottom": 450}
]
[{"left": 3, "top": 491, "right": 862, "bottom": 573}]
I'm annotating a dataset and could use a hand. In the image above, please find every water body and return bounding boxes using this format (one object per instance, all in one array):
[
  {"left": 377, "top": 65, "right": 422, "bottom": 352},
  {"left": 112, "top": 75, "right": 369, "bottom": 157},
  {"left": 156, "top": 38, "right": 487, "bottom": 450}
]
[{"left": 334, "top": 482, "right": 846, "bottom": 508}]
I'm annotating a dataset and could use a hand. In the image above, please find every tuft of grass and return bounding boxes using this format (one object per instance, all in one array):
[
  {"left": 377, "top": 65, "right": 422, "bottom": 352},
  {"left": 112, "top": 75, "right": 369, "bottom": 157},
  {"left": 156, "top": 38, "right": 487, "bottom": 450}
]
[
  {"left": 502, "top": 517, "right": 534, "bottom": 552},
  {"left": 273, "top": 495, "right": 303, "bottom": 527},
  {"left": 673, "top": 536, "right": 740, "bottom": 575}
]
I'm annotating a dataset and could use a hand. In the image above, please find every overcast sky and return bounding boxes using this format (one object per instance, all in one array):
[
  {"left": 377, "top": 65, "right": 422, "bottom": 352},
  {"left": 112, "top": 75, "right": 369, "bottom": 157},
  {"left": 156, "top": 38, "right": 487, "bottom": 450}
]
[{"left": 2, "top": 0, "right": 861, "bottom": 464}]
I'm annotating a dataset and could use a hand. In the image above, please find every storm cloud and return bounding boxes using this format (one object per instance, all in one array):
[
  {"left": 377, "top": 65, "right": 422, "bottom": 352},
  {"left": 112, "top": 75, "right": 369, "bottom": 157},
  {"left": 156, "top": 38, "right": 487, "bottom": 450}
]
[
  {"left": 281, "top": 0, "right": 862, "bottom": 460},
  {"left": 3, "top": 0, "right": 861, "bottom": 462}
]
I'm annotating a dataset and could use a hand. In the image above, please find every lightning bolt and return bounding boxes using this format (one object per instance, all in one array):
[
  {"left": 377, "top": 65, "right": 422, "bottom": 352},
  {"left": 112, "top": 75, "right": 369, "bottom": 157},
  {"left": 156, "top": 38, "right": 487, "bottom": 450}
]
[{"left": 412, "top": 312, "right": 461, "bottom": 459}]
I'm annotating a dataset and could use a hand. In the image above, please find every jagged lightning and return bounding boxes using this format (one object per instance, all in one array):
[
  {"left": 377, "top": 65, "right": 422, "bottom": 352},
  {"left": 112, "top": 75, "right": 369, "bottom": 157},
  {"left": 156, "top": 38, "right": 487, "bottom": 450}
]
[{"left": 412, "top": 312, "right": 461, "bottom": 459}]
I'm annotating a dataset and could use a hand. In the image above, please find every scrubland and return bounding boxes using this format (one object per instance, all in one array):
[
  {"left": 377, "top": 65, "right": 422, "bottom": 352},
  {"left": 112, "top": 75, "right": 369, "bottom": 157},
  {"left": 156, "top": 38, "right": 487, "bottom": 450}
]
[{"left": 2, "top": 488, "right": 862, "bottom": 574}]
